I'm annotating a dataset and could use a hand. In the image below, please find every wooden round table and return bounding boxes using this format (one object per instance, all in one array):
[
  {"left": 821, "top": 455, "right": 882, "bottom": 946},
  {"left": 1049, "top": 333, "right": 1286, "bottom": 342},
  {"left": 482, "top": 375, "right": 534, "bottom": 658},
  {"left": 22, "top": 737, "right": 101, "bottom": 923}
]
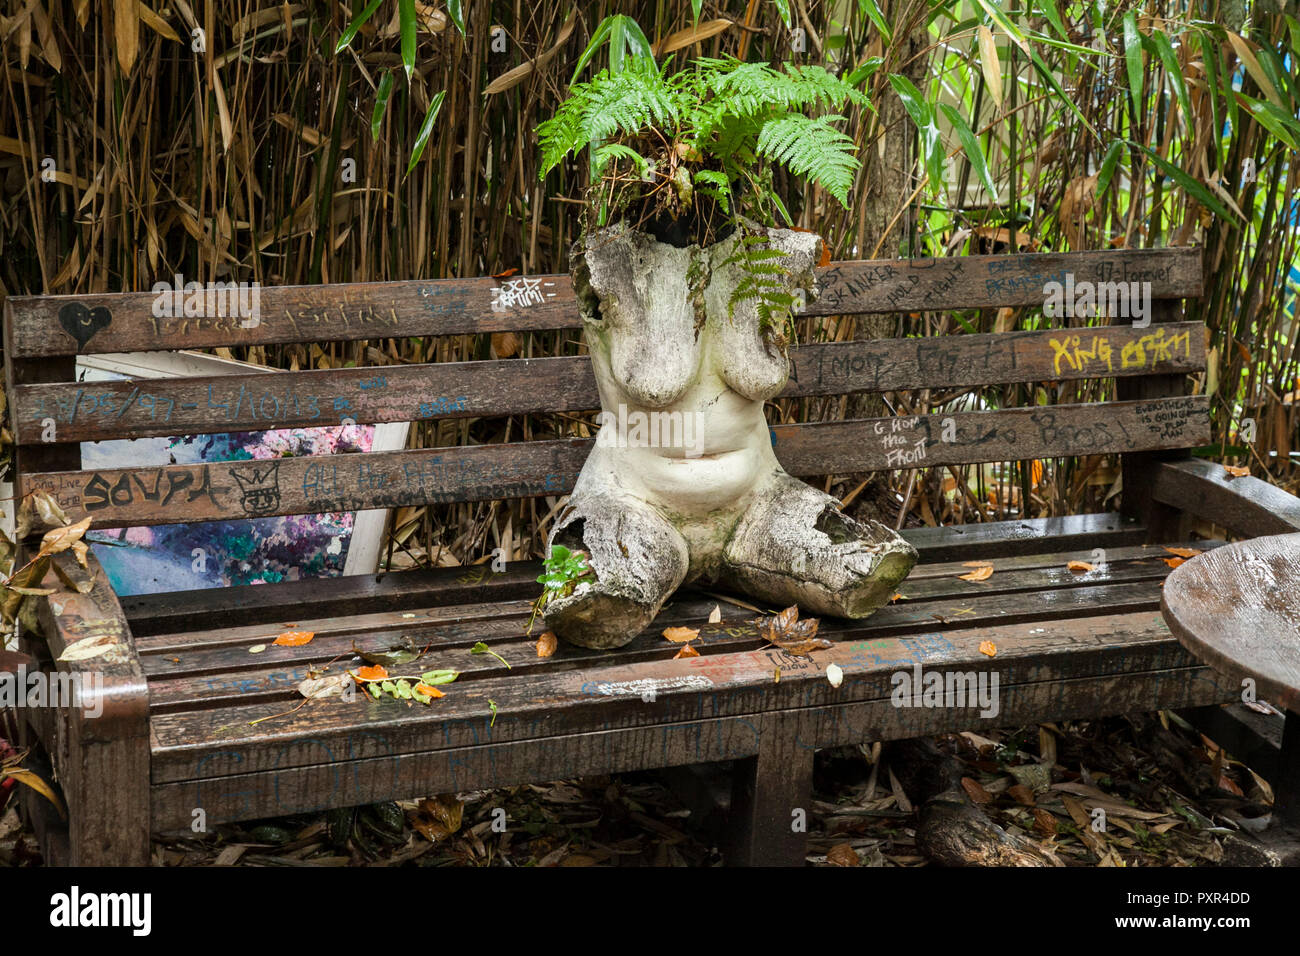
[{"left": 1161, "top": 533, "right": 1300, "bottom": 830}]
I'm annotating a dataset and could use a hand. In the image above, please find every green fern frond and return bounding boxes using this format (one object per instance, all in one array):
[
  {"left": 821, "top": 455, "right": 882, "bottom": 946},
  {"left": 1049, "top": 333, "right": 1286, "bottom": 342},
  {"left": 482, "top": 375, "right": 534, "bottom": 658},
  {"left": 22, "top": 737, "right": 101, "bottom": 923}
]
[{"left": 755, "top": 114, "right": 860, "bottom": 207}]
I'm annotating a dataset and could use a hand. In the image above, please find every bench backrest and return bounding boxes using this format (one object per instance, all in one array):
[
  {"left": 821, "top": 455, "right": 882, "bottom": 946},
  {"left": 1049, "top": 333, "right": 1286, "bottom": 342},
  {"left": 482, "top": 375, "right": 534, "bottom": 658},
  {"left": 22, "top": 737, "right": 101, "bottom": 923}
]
[{"left": 3, "top": 248, "right": 1206, "bottom": 538}]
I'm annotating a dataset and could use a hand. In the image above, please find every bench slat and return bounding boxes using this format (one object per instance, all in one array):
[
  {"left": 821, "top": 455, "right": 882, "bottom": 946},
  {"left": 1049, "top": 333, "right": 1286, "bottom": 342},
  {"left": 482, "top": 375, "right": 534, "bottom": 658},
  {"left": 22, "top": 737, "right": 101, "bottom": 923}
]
[
  {"left": 12, "top": 322, "right": 1206, "bottom": 443},
  {"left": 5, "top": 248, "right": 1202, "bottom": 357},
  {"left": 144, "top": 593, "right": 1205, "bottom": 787},
  {"left": 22, "top": 396, "right": 1208, "bottom": 529},
  {"left": 117, "top": 513, "right": 1150, "bottom": 635}
]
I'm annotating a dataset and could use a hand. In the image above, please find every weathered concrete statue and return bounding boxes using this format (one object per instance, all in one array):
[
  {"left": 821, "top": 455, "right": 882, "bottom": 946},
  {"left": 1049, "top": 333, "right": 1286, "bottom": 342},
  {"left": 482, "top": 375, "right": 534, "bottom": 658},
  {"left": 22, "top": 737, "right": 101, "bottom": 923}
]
[{"left": 545, "top": 222, "right": 917, "bottom": 649}]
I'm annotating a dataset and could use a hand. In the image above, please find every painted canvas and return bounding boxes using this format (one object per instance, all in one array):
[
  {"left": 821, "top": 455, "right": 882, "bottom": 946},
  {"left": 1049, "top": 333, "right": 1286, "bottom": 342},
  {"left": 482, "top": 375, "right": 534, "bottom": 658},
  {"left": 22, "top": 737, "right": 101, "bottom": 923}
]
[{"left": 77, "top": 354, "right": 407, "bottom": 596}]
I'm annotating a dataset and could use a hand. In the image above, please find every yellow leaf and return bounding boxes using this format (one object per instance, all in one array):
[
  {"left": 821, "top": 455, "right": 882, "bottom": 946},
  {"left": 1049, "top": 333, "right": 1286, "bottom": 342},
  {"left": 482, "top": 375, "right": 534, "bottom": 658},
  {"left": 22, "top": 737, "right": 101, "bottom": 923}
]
[
  {"left": 536, "top": 631, "right": 557, "bottom": 658},
  {"left": 1223, "top": 464, "right": 1250, "bottom": 478},
  {"left": 1067, "top": 560, "right": 1094, "bottom": 573},
  {"left": 1163, "top": 557, "right": 1186, "bottom": 569},
  {"left": 662, "top": 626, "right": 699, "bottom": 643},
  {"left": 977, "top": 25, "right": 1003, "bottom": 108},
  {"left": 1, "top": 767, "right": 66, "bottom": 819},
  {"left": 37, "top": 516, "right": 91, "bottom": 559},
  {"left": 959, "top": 564, "right": 994, "bottom": 582},
  {"left": 979, "top": 640, "right": 997, "bottom": 657},
  {"left": 673, "top": 644, "right": 699, "bottom": 659},
  {"left": 1163, "top": 547, "right": 1202, "bottom": 558},
  {"left": 114, "top": 0, "right": 138, "bottom": 72}
]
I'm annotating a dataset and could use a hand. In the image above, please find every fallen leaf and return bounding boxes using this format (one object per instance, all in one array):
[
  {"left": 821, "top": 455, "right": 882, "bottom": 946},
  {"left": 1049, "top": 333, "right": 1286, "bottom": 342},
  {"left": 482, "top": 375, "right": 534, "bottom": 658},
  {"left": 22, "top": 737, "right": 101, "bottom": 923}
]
[
  {"left": 1223, "top": 464, "right": 1250, "bottom": 478},
  {"left": 889, "top": 592, "right": 904, "bottom": 602},
  {"left": 979, "top": 640, "right": 997, "bottom": 657},
  {"left": 274, "top": 630, "right": 315, "bottom": 647},
  {"left": 1163, "top": 557, "right": 1186, "bottom": 569},
  {"left": 353, "top": 638, "right": 420, "bottom": 667},
  {"left": 959, "top": 564, "right": 994, "bottom": 582},
  {"left": 1163, "top": 547, "right": 1202, "bottom": 558},
  {"left": 826, "top": 843, "right": 860, "bottom": 867},
  {"left": 663, "top": 626, "right": 700, "bottom": 643},
  {"left": 961, "top": 776, "right": 993, "bottom": 804},
  {"left": 826, "top": 663, "right": 844, "bottom": 688},
  {"left": 759, "top": 607, "right": 831, "bottom": 655},
  {"left": 249, "top": 644, "right": 267, "bottom": 654},
  {"left": 57, "top": 634, "right": 116, "bottom": 662},
  {"left": 1032, "top": 808, "right": 1058, "bottom": 836},
  {"left": 707, "top": 604, "right": 722, "bottom": 624},
  {"left": 355, "top": 665, "right": 389, "bottom": 682},
  {"left": 410, "top": 795, "right": 463, "bottom": 842},
  {"left": 1007, "top": 783, "right": 1036, "bottom": 806},
  {"left": 674, "top": 644, "right": 699, "bottom": 658},
  {"left": 298, "top": 675, "right": 352, "bottom": 700},
  {"left": 1067, "top": 560, "right": 1094, "bottom": 573},
  {"left": 414, "top": 682, "right": 446, "bottom": 698},
  {"left": 536, "top": 630, "right": 557, "bottom": 657}
]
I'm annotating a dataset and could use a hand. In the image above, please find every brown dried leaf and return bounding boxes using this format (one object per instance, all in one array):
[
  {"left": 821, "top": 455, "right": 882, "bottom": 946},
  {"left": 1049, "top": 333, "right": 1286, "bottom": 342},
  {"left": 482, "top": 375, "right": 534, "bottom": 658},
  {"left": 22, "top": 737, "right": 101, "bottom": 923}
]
[
  {"left": 1032, "top": 808, "right": 1058, "bottom": 836},
  {"left": 662, "top": 626, "right": 699, "bottom": 643},
  {"left": 1007, "top": 783, "right": 1036, "bottom": 806},
  {"left": 961, "top": 776, "right": 993, "bottom": 805},
  {"left": 979, "top": 640, "right": 997, "bottom": 658},
  {"left": 36, "top": 517, "right": 91, "bottom": 559},
  {"left": 826, "top": 843, "right": 860, "bottom": 867},
  {"left": 1067, "top": 560, "right": 1094, "bottom": 573},
  {"left": 1163, "top": 547, "right": 1202, "bottom": 558},
  {"left": 1223, "top": 464, "right": 1250, "bottom": 478},
  {"left": 1163, "top": 557, "right": 1186, "bottom": 569},
  {"left": 673, "top": 644, "right": 699, "bottom": 659},
  {"left": 536, "top": 630, "right": 557, "bottom": 658}
]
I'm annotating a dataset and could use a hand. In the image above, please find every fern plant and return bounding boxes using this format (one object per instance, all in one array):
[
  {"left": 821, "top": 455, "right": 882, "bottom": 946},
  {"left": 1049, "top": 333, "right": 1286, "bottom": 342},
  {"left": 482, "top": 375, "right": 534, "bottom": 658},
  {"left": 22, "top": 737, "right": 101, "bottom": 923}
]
[{"left": 538, "top": 54, "right": 869, "bottom": 345}]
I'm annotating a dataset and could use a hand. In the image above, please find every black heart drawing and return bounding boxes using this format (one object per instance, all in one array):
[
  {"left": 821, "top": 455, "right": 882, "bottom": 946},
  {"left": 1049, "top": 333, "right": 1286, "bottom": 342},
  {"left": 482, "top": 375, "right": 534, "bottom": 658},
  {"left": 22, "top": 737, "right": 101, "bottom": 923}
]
[{"left": 56, "top": 303, "right": 113, "bottom": 350}]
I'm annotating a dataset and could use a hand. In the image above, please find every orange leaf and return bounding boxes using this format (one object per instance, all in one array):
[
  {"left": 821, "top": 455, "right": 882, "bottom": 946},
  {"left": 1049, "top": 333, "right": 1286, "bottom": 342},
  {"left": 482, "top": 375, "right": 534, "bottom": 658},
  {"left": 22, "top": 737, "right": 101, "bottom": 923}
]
[
  {"left": 1163, "top": 557, "right": 1186, "bottom": 569},
  {"left": 536, "top": 631, "right": 557, "bottom": 658},
  {"left": 979, "top": 640, "right": 997, "bottom": 657},
  {"left": 663, "top": 626, "right": 700, "bottom": 643},
  {"left": 674, "top": 644, "right": 700, "bottom": 659},
  {"left": 959, "top": 564, "right": 994, "bottom": 582},
  {"left": 274, "top": 630, "right": 315, "bottom": 647},
  {"left": 414, "top": 682, "right": 445, "bottom": 698},
  {"left": 1067, "top": 560, "right": 1094, "bottom": 573},
  {"left": 1030, "top": 459, "right": 1044, "bottom": 488},
  {"left": 1223, "top": 464, "right": 1250, "bottom": 478},
  {"left": 355, "top": 665, "right": 388, "bottom": 682},
  {"left": 1163, "top": 547, "right": 1202, "bottom": 558}
]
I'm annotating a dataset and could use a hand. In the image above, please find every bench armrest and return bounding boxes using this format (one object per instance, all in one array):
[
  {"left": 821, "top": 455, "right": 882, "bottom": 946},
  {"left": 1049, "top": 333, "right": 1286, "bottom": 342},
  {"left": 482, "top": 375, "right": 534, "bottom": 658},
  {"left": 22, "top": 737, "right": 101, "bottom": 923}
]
[{"left": 1152, "top": 459, "right": 1300, "bottom": 538}]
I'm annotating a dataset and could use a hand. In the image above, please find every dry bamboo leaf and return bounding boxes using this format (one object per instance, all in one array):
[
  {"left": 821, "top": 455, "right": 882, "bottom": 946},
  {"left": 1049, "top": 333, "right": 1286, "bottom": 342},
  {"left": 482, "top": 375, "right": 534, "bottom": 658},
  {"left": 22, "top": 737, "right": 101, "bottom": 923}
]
[
  {"left": 707, "top": 604, "right": 722, "bottom": 624},
  {"left": 1067, "top": 560, "right": 1094, "bottom": 573},
  {"left": 37, "top": 517, "right": 91, "bottom": 559},
  {"left": 1222, "top": 464, "right": 1249, "bottom": 478},
  {"left": 536, "top": 631, "right": 557, "bottom": 658},
  {"left": 673, "top": 644, "right": 699, "bottom": 659},
  {"left": 113, "top": 0, "right": 138, "bottom": 72},
  {"left": 58, "top": 633, "right": 116, "bottom": 662},
  {"left": 1163, "top": 547, "right": 1202, "bottom": 558},
  {"left": 662, "top": 626, "right": 699, "bottom": 643},
  {"left": 654, "top": 18, "right": 733, "bottom": 56},
  {"left": 136, "top": 0, "right": 181, "bottom": 42},
  {"left": 825, "top": 663, "right": 844, "bottom": 688},
  {"left": 483, "top": 10, "right": 577, "bottom": 95},
  {"left": 976, "top": 25, "right": 1002, "bottom": 107},
  {"left": 958, "top": 564, "right": 994, "bottom": 582}
]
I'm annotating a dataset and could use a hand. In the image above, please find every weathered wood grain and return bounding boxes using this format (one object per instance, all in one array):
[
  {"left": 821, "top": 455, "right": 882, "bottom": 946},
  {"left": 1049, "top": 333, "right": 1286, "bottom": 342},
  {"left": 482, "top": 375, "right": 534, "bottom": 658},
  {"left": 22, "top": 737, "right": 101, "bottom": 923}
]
[
  {"left": 146, "top": 612, "right": 1231, "bottom": 826},
  {"left": 11, "top": 322, "right": 1206, "bottom": 443},
  {"left": 34, "top": 551, "right": 151, "bottom": 865},
  {"left": 5, "top": 248, "right": 1202, "bottom": 357},
  {"left": 20, "top": 396, "right": 1210, "bottom": 529},
  {"left": 1161, "top": 534, "right": 1300, "bottom": 712},
  {"left": 1153, "top": 459, "right": 1300, "bottom": 537}
]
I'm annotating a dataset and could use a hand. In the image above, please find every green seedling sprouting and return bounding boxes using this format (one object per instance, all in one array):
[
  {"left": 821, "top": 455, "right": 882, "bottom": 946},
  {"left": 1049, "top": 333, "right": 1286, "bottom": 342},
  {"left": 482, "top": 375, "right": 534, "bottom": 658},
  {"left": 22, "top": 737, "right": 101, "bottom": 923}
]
[
  {"left": 363, "top": 668, "right": 458, "bottom": 705},
  {"left": 488, "top": 699, "right": 499, "bottom": 727},
  {"left": 471, "top": 641, "right": 511, "bottom": 669},
  {"left": 527, "top": 545, "right": 594, "bottom": 634}
]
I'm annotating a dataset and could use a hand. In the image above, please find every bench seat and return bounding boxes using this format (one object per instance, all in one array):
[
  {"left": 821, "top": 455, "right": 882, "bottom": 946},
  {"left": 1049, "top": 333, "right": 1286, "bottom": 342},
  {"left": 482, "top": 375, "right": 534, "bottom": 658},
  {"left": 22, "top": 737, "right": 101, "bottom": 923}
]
[{"left": 52, "top": 514, "right": 1224, "bottom": 864}]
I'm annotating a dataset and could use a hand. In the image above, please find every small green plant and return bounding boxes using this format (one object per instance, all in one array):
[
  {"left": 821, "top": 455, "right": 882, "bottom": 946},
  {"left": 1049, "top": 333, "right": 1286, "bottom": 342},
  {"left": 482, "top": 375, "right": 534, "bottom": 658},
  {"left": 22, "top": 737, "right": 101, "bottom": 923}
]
[
  {"left": 471, "top": 641, "right": 511, "bottom": 669},
  {"left": 527, "top": 544, "right": 594, "bottom": 633},
  {"left": 362, "top": 668, "right": 458, "bottom": 705}
]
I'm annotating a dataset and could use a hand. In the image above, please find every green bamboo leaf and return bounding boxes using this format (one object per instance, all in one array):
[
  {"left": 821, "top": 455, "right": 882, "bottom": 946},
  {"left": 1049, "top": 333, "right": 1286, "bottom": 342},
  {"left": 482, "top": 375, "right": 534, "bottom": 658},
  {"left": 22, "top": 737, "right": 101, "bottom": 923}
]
[
  {"left": 1095, "top": 139, "right": 1125, "bottom": 196},
  {"left": 1122, "top": 12, "right": 1144, "bottom": 115},
  {"left": 770, "top": 0, "right": 792, "bottom": 29},
  {"left": 405, "top": 89, "right": 445, "bottom": 177},
  {"left": 971, "top": 0, "right": 1029, "bottom": 53},
  {"left": 1036, "top": 0, "right": 1070, "bottom": 42},
  {"left": 1149, "top": 29, "right": 1192, "bottom": 127},
  {"left": 1134, "top": 142, "right": 1240, "bottom": 222},
  {"left": 1234, "top": 92, "right": 1300, "bottom": 150},
  {"left": 889, "top": 74, "right": 943, "bottom": 194},
  {"left": 692, "top": 0, "right": 704, "bottom": 21},
  {"left": 610, "top": 15, "right": 626, "bottom": 75},
  {"left": 1026, "top": 45, "right": 1099, "bottom": 140},
  {"left": 399, "top": 0, "right": 416, "bottom": 82},
  {"left": 857, "top": 0, "right": 891, "bottom": 41},
  {"left": 335, "top": 0, "right": 384, "bottom": 54},
  {"left": 939, "top": 103, "right": 997, "bottom": 202},
  {"left": 1199, "top": 30, "right": 1227, "bottom": 170},
  {"left": 371, "top": 70, "right": 394, "bottom": 141},
  {"left": 447, "top": 0, "right": 465, "bottom": 36},
  {"left": 572, "top": 16, "right": 616, "bottom": 82}
]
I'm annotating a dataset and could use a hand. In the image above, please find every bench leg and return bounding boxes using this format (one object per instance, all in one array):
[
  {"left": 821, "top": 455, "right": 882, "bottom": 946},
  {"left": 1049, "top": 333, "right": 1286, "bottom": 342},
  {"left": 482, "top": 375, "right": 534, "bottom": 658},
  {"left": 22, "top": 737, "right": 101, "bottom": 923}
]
[
  {"left": 63, "top": 706, "right": 152, "bottom": 866},
  {"left": 727, "top": 728, "right": 815, "bottom": 866},
  {"left": 1275, "top": 710, "right": 1300, "bottom": 832}
]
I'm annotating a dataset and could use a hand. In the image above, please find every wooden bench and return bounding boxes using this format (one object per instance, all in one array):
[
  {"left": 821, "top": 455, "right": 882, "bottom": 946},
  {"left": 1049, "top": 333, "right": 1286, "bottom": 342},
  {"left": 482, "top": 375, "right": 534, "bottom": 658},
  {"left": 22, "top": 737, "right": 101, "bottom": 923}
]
[{"left": 6, "top": 246, "right": 1293, "bottom": 866}]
